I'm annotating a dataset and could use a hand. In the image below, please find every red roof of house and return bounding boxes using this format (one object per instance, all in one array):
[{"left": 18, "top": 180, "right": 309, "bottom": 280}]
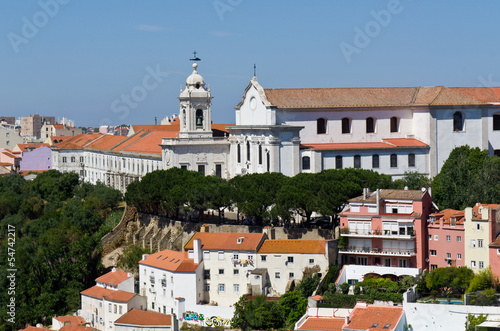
[
  {"left": 301, "top": 138, "right": 428, "bottom": 151},
  {"left": 263, "top": 86, "right": 497, "bottom": 110},
  {"left": 114, "top": 309, "right": 172, "bottom": 326},
  {"left": 16, "top": 143, "right": 50, "bottom": 152},
  {"left": 19, "top": 327, "right": 48, "bottom": 331},
  {"left": 429, "top": 209, "right": 465, "bottom": 225},
  {"left": 139, "top": 249, "right": 199, "bottom": 272},
  {"left": 345, "top": 305, "right": 404, "bottom": 331},
  {"left": 298, "top": 317, "right": 345, "bottom": 330},
  {"left": 52, "top": 124, "right": 65, "bottom": 129},
  {"left": 258, "top": 240, "right": 326, "bottom": 254},
  {"left": 184, "top": 232, "right": 266, "bottom": 251},
  {"left": 54, "top": 316, "right": 85, "bottom": 325},
  {"left": 80, "top": 286, "right": 135, "bottom": 302},
  {"left": 95, "top": 269, "right": 131, "bottom": 286},
  {"left": 114, "top": 131, "right": 165, "bottom": 155},
  {"left": 59, "top": 326, "right": 93, "bottom": 331}
]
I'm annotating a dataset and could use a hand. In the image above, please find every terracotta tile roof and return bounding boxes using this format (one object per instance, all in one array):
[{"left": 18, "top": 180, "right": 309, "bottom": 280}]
[
  {"left": 95, "top": 269, "right": 131, "bottom": 286},
  {"left": 52, "top": 134, "right": 102, "bottom": 150},
  {"left": 131, "top": 124, "right": 180, "bottom": 133},
  {"left": 301, "top": 138, "right": 428, "bottom": 151},
  {"left": 297, "top": 317, "right": 344, "bottom": 330},
  {"left": 258, "top": 239, "right": 326, "bottom": 254},
  {"left": 262, "top": 86, "right": 495, "bottom": 109},
  {"left": 349, "top": 189, "right": 426, "bottom": 203},
  {"left": 211, "top": 123, "right": 235, "bottom": 133},
  {"left": 52, "top": 124, "right": 65, "bottom": 129},
  {"left": 54, "top": 316, "right": 85, "bottom": 325},
  {"left": 86, "top": 135, "right": 127, "bottom": 150},
  {"left": 114, "top": 131, "right": 165, "bottom": 155},
  {"left": 59, "top": 326, "right": 93, "bottom": 331},
  {"left": 115, "top": 309, "right": 172, "bottom": 326},
  {"left": 310, "top": 295, "right": 324, "bottom": 301},
  {"left": 184, "top": 232, "right": 266, "bottom": 251},
  {"left": 346, "top": 305, "right": 403, "bottom": 330},
  {"left": 1, "top": 151, "right": 18, "bottom": 158},
  {"left": 139, "top": 249, "right": 199, "bottom": 272},
  {"left": 473, "top": 203, "right": 500, "bottom": 217},
  {"left": 19, "top": 327, "right": 48, "bottom": 331},
  {"left": 490, "top": 235, "right": 500, "bottom": 247},
  {"left": 429, "top": 209, "right": 465, "bottom": 225},
  {"left": 80, "top": 285, "right": 115, "bottom": 299},
  {"left": 15, "top": 143, "right": 50, "bottom": 152},
  {"left": 103, "top": 290, "right": 136, "bottom": 303}
]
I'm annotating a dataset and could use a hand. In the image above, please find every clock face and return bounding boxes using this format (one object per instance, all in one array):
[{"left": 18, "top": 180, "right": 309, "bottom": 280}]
[{"left": 249, "top": 96, "right": 257, "bottom": 110}]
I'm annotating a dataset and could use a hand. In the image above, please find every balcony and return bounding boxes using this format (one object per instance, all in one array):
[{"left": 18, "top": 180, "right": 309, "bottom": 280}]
[
  {"left": 339, "top": 246, "right": 415, "bottom": 256},
  {"left": 341, "top": 229, "right": 415, "bottom": 240},
  {"left": 161, "top": 279, "right": 167, "bottom": 287}
]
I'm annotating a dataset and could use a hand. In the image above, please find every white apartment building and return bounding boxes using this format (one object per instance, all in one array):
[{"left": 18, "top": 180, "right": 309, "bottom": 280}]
[
  {"left": 0, "top": 123, "right": 24, "bottom": 149},
  {"left": 79, "top": 268, "right": 146, "bottom": 330},
  {"left": 256, "top": 239, "right": 336, "bottom": 296},
  {"left": 464, "top": 204, "right": 500, "bottom": 272}
]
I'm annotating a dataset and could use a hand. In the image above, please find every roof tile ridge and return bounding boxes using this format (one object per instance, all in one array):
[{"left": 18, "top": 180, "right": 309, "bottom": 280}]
[
  {"left": 116, "top": 129, "right": 155, "bottom": 151},
  {"left": 410, "top": 86, "right": 421, "bottom": 105},
  {"left": 109, "top": 130, "right": 144, "bottom": 151},
  {"left": 381, "top": 139, "right": 396, "bottom": 147},
  {"left": 83, "top": 134, "right": 106, "bottom": 148}
]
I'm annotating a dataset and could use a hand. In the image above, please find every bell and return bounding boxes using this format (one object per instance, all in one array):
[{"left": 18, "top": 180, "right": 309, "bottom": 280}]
[{"left": 196, "top": 117, "right": 202, "bottom": 126}]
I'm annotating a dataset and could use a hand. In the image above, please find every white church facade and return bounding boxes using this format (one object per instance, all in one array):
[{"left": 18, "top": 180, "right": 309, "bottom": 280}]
[{"left": 52, "top": 62, "right": 500, "bottom": 189}]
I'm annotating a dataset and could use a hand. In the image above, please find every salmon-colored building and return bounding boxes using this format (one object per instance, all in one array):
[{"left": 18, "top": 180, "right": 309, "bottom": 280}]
[
  {"left": 339, "top": 189, "right": 433, "bottom": 271},
  {"left": 427, "top": 209, "right": 465, "bottom": 269},
  {"left": 489, "top": 235, "right": 500, "bottom": 277}
]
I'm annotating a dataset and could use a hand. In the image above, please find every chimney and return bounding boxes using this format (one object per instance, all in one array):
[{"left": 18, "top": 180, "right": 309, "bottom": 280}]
[
  {"left": 142, "top": 254, "right": 149, "bottom": 261},
  {"left": 200, "top": 224, "right": 209, "bottom": 232},
  {"left": 363, "top": 188, "right": 368, "bottom": 200},
  {"left": 193, "top": 239, "right": 202, "bottom": 264},
  {"left": 345, "top": 316, "right": 349, "bottom": 325},
  {"left": 112, "top": 267, "right": 116, "bottom": 272},
  {"left": 465, "top": 207, "right": 473, "bottom": 221}
]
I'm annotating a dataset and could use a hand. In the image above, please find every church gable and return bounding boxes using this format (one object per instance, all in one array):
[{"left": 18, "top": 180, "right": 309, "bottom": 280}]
[{"left": 235, "top": 77, "right": 275, "bottom": 126}]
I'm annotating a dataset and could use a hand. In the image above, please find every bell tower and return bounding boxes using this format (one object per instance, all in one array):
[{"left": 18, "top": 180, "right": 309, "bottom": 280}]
[{"left": 178, "top": 63, "right": 213, "bottom": 138}]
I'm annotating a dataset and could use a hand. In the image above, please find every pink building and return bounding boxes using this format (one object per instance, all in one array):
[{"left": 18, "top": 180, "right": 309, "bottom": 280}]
[
  {"left": 427, "top": 209, "right": 465, "bottom": 269},
  {"left": 489, "top": 235, "right": 500, "bottom": 277},
  {"left": 339, "top": 189, "right": 433, "bottom": 270}
]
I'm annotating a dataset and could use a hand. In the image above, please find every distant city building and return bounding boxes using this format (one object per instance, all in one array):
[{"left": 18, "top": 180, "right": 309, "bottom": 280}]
[
  {"left": 0, "top": 116, "right": 15, "bottom": 125},
  {"left": 21, "top": 114, "right": 55, "bottom": 138},
  {"left": 0, "top": 122, "right": 24, "bottom": 149},
  {"left": 114, "top": 309, "right": 175, "bottom": 331},
  {"left": 41, "top": 123, "right": 83, "bottom": 140}
]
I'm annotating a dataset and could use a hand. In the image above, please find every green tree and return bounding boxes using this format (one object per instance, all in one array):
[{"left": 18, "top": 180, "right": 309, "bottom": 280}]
[
  {"left": 117, "top": 245, "right": 151, "bottom": 273},
  {"left": 393, "top": 171, "right": 431, "bottom": 190},
  {"left": 467, "top": 266, "right": 499, "bottom": 293},
  {"left": 279, "top": 291, "right": 307, "bottom": 329},
  {"left": 465, "top": 313, "right": 488, "bottom": 331}
]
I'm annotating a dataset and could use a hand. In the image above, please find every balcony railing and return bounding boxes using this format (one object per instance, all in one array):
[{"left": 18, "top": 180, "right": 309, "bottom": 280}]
[
  {"left": 341, "top": 229, "right": 415, "bottom": 238},
  {"left": 339, "top": 246, "right": 415, "bottom": 256}
]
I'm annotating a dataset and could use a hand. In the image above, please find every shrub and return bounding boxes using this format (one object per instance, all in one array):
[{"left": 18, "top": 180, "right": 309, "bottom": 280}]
[
  {"left": 354, "top": 283, "right": 361, "bottom": 295},
  {"left": 340, "top": 282, "right": 350, "bottom": 294}
]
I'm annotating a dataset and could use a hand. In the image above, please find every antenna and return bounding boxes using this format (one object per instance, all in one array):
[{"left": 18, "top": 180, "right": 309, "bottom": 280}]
[{"left": 190, "top": 51, "right": 201, "bottom": 61}]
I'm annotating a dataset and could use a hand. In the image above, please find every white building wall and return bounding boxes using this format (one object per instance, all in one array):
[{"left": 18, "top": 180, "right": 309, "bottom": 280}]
[
  {"left": 464, "top": 208, "right": 491, "bottom": 272},
  {"left": 487, "top": 108, "right": 500, "bottom": 154}
]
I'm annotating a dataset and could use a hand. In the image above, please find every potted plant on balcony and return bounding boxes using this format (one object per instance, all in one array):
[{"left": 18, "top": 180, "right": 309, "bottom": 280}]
[
  {"left": 341, "top": 227, "right": 349, "bottom": 234},
  {"left": 374, "top": 227, "right": 382, "bottom": 235}
]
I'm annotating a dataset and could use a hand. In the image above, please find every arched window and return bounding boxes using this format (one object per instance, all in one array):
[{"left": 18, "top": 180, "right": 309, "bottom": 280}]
[
  {"left": 453, "top": 111, "right": 464, "bottom": 132},
  {"left": 390, "top": 117, "right": 399, "bottom": 133},
  {"left": 342, "top": 117, "right": 351, "bottom": 134},
  {"left": 366, "top": 117, "right": 376, "bottom": 133},
  {"left": 247, "top": 141, "right": 251, "bottom": 162},
  {"left": 390, "top": 154, "right": 398, "bottom": 168},
  {"left": 335, "top": 156, "right": 343, "bottom": 169},
  {"left": 493, "top": 113, "right": 500, "bottom": 131},
  {"left": 266, "top": 152, "right": 270, "bottom": 172},
  {"left": 354, "top": 155, "right": 361, "bottom": 169},
  {"left": 372, "top": 154, "right": 379, "bottom": 168},
  {"left": 237, "top": 144, "right": 241, "bottom": 163},
  {"left": 408, "top": 153, "right": 415, "bottom": 167},
  {"left": 182, "top": 109, "right": 186, "bottom": 128},
  {"left": 302, "top": 156, "right": 310, "bottom": 170},
  {"left": 258, "top": 145, "right": 263, "bottom": 165},
  {"left": 196, "top": 109, "right": 203, "bottom": 128},
  {"left": 317, "top": 118, "right": 327, "bottom": 134}
]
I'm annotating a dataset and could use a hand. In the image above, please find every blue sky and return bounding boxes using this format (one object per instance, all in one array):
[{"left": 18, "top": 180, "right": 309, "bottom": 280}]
[{"left": 1, "top": 1, "right": 500, "bottom": 127}]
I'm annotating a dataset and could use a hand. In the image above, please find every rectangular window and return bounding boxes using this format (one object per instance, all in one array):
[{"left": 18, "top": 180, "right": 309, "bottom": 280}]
[
  {"left": 471, "top": 261, "right": 476, "bottom": 268},
  {"left": 218, "top": 251, "right": 224, "bottom": 260},
  {"left": 287, "top": 256, "right": 294, "bottom": 263},
  {"left": 204, "top": 269, "right": 210, "bottom": 280},
  {"left": 62, "top": 157, "right": 67, "bottom": 163},
  {"left": 408, "top": 153, "right": 415, "bottom": 167},
  {"left": 309, "top": 259, "right": 314, "bottom": 264},
  {"left": 471, "top": 239, "right": 476, "bottom": 248},
  {"left": 181, "top": 164, "right": 188, "bottom": 170},
  {"left": 429, "top": 235, "right": 432, "bottom": 240},
  {"left": 430, "top": 250, "right": 436, "bottom": 256},
  {"left": 219, "top": 269, "right": 224, "bottom": 275},
  {"left": 215, "top": 164, "right": 222, "bottom": 178},
  {"left": 446, "top": 253, "right": 451, "bottom": 259},
  {"left": 261, "top": 255, "right": 267, "bottom": 262},
  {"left": 446, "top": 235, "right": 451, "bottom": 242},
  {"left": 108, "top": 303, "right": 112, "bottom": 312},
  {"left": 71, "top": 156, "right": 76, "bottom": 162},
  {"left": 198, "top": 164, "right": 205, "bottom": 175},
  {"left": 476, "top": 223, "right": 481, "bottom": 230},
  {"left": 372, "top": 154, "right": 379, "bottom": 169},
  {"left": 119, "top": 305, "right": 122, "bottom": 314},
  {"left": 233, "top": 253, "right": 239, "bottom": 260},
  {"left": 203, "top": 251, "right": 210, "bottom": 260},
  {"left": 457, "top": 253, "right": 462, "bottom": 260},
  {"left": 434, "top": 235, "right": 438, "bottom": 241},
  {"left": 478, "top": 239, "right": 483, "bottom": 248},
  {"left": 204, "top": 284, "right": 210, "bottom": 292},
  {"left": 431, "top": 264, "right": 437, "bottom": 270},
  {"left": 218, "top": 284, "right": 225, "bottom": 292},
  {"left": 233, "top": 284, "right": 240, "bottom": 292},
  {"left": 80, "top": 156, "right": 84, "bottom": 162},
  {"left": 457, "top": 236, "right": 462, "bottom": 242},
  {"left": 289, "top": 272, "right": 294, "bottom": 279},
  {"left": 390, "top": 154, "right": 398, "bottom": 168},
  {"left": 275, "top": 272, "right": 280, "bottom": 279},
  {"left": 479, "top": 261, "right": 484, "bottom": 269},
  {"left": 233, "top": 269, "right": 239, "bottom": 275}
]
